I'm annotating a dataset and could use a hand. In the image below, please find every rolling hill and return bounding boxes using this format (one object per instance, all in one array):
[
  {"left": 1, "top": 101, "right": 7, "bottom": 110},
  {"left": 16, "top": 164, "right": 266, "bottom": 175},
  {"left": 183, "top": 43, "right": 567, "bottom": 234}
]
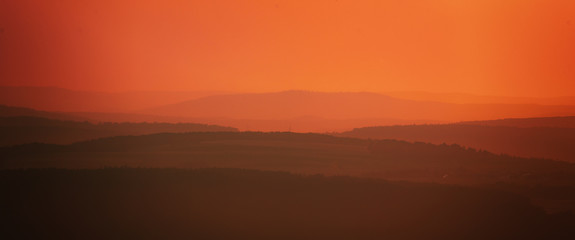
[
  {"left": 0, "top": 105, "right": 84, "bottom": 121},
  {"left": 0, "top": 104, "right": 230, "bottom": 126},
  {"left": 3, "top": 132, "right": 574, "bottom": 185},
  {"left": 145, "top": 91, "right": 575, "bottom": 131},
  {"left": 384, "top": 91, "right": 575, "bottom": 105},
  {"left": 3, "top": 168, "right": 572, "bottom": 240},
  {"left": 2, "top": 132, "right": 575, "bottom": 214},
  {"left": 0, "top": 86, "right": 226, "bottom": 112},
  {"left": 0, "top": 116, "right": 237, "bottom": 146},
  {"left": 457, "top": 116, "right": 575, "bottom": 128},
  {"left": 338, "top": 120, "right": 575, "bottom": 162}
]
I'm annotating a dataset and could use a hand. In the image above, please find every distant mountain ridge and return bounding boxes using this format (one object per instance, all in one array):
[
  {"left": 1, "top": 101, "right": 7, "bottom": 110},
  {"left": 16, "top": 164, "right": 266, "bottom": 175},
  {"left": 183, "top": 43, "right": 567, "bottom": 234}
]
[
  {"left": 0, "top": 115, "right": 237, "bottom": 146},
  {"left": 0, "top": 104, "right": 223, "bottom": 125},
  {"left": 0, "top": 86, "right": 227, "bottom": 112},
  {"left": 5, "top": 87, "right": 575, "bottom": 132},
  {"left": 384, "top": 91, "right": 575, "bottom": 105},
  {"left": 146, "top": 90, "right": 575, "bottom": 123},
  {"left": 0, "top": 105, "right": 84, "bottom": 121}
]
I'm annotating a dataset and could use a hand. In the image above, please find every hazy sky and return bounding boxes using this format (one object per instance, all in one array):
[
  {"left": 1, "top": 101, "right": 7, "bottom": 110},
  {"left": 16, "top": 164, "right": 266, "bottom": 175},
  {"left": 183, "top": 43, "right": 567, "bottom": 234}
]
[{"left": 1, "top": 0, "right": 574, "bottom": 97}]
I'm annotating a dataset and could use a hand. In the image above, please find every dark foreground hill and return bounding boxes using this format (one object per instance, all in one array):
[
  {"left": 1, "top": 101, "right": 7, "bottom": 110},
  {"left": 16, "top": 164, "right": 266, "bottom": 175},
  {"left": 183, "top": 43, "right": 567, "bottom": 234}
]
[
  {"left": 3, "top": 132, "right": 575, "bottom": 213},
  {"left": 1, "top": 168, "right": 573, "bottom": 240},
  {"left": 0, "top": 116, "right": 237, "bottom": 146},
  {"left": 2, "top": 132, "right": 574, "bottom": 185},
  {"left": 338, "top": 124, "right": 575, "bottom": 162}
]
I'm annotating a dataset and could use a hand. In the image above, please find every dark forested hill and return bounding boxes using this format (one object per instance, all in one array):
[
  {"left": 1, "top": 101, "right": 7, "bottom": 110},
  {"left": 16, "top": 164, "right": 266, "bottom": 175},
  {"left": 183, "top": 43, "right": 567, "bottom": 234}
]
[
  {"left": 338, "top": 124, "right": 575, "bottom": 162},
  {"left": 2, "top": 132, "right": 574, "bottom": 185},
  {"left": 0, "top": 86, "right": 225, "bottom": 112},
  {"left": 2, "top": 132, "right": 575, "bottom": 215},
  {"left": 0, "top": 105, "right": 83, "bottom": 121},
  {"left": 1, "top": 168, "right": 573, "bottom": 240},
  {"left": 0, "top": 116, "right": 237, "bottom": 146},
  {"left": 457, "top": 116, "right": 575, "bottom": 128}
]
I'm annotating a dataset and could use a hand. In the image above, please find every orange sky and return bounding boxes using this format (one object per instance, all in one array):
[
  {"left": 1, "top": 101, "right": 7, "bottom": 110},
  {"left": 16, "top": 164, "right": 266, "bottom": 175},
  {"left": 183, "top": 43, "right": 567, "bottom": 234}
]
[{"left": 1, "top": 0, "right": 574, "bottom": 97}]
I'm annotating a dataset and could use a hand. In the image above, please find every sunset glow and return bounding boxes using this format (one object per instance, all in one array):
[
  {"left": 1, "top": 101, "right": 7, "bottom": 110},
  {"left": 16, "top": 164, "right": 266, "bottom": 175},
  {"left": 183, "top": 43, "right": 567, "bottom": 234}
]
[
  {"left": 1, "top": 0, "right": 574, "bottom": 97},
  {"left": 3, "top": 1, "right": 575, "bottom": 239}
]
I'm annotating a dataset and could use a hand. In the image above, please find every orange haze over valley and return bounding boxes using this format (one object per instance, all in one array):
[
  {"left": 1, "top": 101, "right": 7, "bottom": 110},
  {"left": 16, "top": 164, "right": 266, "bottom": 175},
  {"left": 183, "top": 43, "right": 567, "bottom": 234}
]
[{"left": 2, "top": 1, "right": 575, "bottom": 239}]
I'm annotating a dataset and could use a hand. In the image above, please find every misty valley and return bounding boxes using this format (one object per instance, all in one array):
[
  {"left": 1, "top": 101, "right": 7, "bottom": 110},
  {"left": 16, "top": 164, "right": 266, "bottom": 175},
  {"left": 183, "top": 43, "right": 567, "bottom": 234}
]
[
  {"left": 4, "top": 0, "right": 575, "bottom": 238},
  {"left": 2, "top": 101, "right": 575, "bottom": 239}
]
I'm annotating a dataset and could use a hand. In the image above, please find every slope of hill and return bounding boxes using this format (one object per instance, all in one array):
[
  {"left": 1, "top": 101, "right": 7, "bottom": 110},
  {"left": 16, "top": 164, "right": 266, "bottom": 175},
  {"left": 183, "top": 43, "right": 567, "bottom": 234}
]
[
  {"left": 384, "top": 91, "right": 575, "bottom": 105},
  {"left": 0, "top": 104, "right": 240, "bottom": 130},
  {"left": 7, "top": 90, "right": 575, "bottom": 132},
  {"left": 2, "top": 132, "right": 575, "bottom": 214},
  {"left": 0, "top": 116, "right": 237, "bottom": 146},
  {"left": 2, "top": 132, "right": 573, "bottom": 185},
  {"left": 2, "top": 168, "right": 572, "bottom": 240},
  {"left": 137, "top": 116, "right": 441, "bottom": 133},
  {"left": 146, "top": 91, "right": 575, "bottom": 130},
  {"left": 338, "top": 124, "right": 575, "bottom": 162},
  {"left": 0, "top": 86, "right": 226, "bottom": 112},
  {"left": 457, "top": 116, "right": 575, "bottom": 128},
  {"left": 0, "top": 105, "right": 84, "bottom": 121},
  {"left": 0, "top": 169, "right": 575, "bottom": 239}
]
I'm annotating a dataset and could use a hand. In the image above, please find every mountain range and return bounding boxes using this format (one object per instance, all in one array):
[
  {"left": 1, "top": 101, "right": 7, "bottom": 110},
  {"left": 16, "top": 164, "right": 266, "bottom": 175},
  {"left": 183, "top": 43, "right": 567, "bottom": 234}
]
[
  {"left": 0, "top": 86, "right": 226, "bottom": 112},
  {"left": 3, "top": 87, "right": 575, "bottom": 132},
  {"left": 145, "top": 91, "right": 575, "bottom": 130}
]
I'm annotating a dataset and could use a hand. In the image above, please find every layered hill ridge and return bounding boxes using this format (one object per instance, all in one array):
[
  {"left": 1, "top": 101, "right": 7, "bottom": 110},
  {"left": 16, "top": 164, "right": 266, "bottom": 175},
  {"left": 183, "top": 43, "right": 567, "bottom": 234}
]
[
  {"left": 4, "top": 87, "right": 575, "bottom": 132},
  {"left": 0, "top": 116, "right": 237, "bottom": 147},
  {"left": 457, "top": 116, "right": 575, "bottom": 128},
  {"left": 0, "top": 86, "right": 226, "bottom": 112},
  {"left": 384, "top": 91, "right": 575, "bottom": 105},
  {"left": 147, "top": 91, "right": 575, "bottom": 123},
  {"left": 4, "top": 168, "right": 572, "bottom": 239},
  {"left": 3, "top": 131, "right": 574, "bottom": 188},
  {"left": 339, "top": 117, "right": 575, "bottom": 162},
  {"left": 0, "top": 105, "right": 85, "bottom": 121}
]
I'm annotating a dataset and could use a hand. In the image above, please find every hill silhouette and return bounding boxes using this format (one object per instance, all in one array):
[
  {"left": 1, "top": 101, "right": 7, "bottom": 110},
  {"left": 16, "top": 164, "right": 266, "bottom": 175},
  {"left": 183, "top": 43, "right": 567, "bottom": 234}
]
[
  {"left": 338, "top": 123, "right": 575, "bottom": 162},
  {"left": 0, "top": 104, "right": 84, "bottom": 121},
  {"left": 384, "top": 91, "right": 575, "bottom": 105},
  {"left": 457, "top": 116, "right": 575, "bottom": 128},
  {"left": 3, "top": 132, "right": 575, "bottom": 214},
  {"left": 145, "top": 91, "right": 575, "bottom": 131},
  {"left": 1, "top": 168, "right": 573, "bottom": 240},
  {"left": 0, "top": 86, "right": 226, "bottom": 112},
  {"left": 0, "top": 116, "right": 237, "bottom": 146},
  {"left": 0, "top": 104, "right": 243, "bottom": 129},
  {"left": 2, "top": 132, "right": 574, "bottom": 184},
  {"left": 6, "top": 90, "right": 575, "bottom": 132}
]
